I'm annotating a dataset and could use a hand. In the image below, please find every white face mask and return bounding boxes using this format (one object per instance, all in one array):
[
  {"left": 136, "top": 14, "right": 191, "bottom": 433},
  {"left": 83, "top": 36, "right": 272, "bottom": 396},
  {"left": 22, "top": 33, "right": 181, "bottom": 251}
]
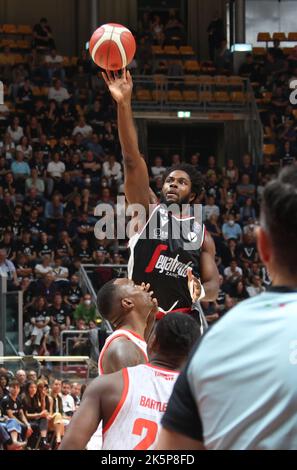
[
  {"left": 229, "top": 220, "right": 235, "bottom": 227},
  {"left": 84, "top": 300, "right": 92, "bottom": 306}
]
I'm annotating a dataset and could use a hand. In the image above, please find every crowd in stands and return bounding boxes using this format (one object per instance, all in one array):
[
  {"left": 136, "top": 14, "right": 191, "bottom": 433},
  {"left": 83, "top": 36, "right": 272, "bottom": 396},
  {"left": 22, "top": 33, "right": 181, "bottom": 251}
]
[
  {"left": 0, "top": 367, "right": 85, "bottom": 450},
  {"left": 0, "top": 14, "right": 296, "bottom": 388}
]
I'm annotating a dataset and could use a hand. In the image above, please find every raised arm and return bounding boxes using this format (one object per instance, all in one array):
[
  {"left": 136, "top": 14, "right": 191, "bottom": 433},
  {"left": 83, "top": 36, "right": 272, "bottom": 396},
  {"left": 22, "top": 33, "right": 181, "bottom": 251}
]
[{"left": 102, "top": 70, "right": 150, "bottom": 210}]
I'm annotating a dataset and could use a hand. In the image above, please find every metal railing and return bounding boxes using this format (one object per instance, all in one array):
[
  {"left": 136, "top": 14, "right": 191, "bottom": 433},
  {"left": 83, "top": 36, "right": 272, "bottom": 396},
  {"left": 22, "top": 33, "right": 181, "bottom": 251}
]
[{"left": 132, "top": 75, "right": 251, "bottom": 113}]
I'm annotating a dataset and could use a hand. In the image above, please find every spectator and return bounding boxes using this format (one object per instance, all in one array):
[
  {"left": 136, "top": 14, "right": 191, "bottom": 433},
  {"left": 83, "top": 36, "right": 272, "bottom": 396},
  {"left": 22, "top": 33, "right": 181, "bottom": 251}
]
[
  {"left": 73, "top": 293, "right": 97, "bottom": 324},
  {"left": 7, "top": 117, "right": 24, "bottom": 144},
  {"left": 1, "top": 380, "right": 32, "bottom": 442},
  {"left": 224, "top": 260, "right": 243, "bottom": 284},
  {"left": 72, "top": 117, "right": 93, "bottom": 139},
  {"left": 0, "top": 249, "right": 19, "bottom": 290},
  {"left": 222, "top": 215, "right": 242, "bottom": 242},
  {"left": 47, "top": 153, "right": 66, "bottom": 180},
  {"left": 44, "top": 49, "right": 64, "bottom": 81},
  {"left": 37, "top": 380, "right": 64, "bottom": 448},
  {"left": 236, "top": 174, "right": 256, "bottom": 205},
  {"left": 33, "top": 17, "right": 55, "bottom": 50},
  {"left": 35, "top": 255, "right": 53, "bottom": 279},
  {"left": 25, "top": 168, "right": 45, "bottom": 195},
  {"left": 49, "top": 293, "right": 71, "bottom": 331},
  {"left": 246, "top": 275, "right": 266, "bottom": 298},
  {"left": 25, "top": 296, "right": 50, "bottom": 355},
  {"left": 64, "top": 275, "right": 83, "bottom": 309},
  {"left": 11, "top": 151, "right": 31, "bottom": 180},
  {"left": 102, "top": 154, "right": 123, "bottom": 187},
  {"left": 15, "top": 371, "right": 27, "bottom": 392},
  {"left": 70, "top": 383, "right": 81, "bottom": 409},
  {"left": 21, "top": 381, "right": 50, "bottom": 449},
  {"left": 203, "top": 195, "right": 220, "bottom": 221},
  {"left": 61, "top": 381, "right": 75, "bottom": 421},
  {"left": 48, "top": 79, "right": 70, "bottom": 104}
]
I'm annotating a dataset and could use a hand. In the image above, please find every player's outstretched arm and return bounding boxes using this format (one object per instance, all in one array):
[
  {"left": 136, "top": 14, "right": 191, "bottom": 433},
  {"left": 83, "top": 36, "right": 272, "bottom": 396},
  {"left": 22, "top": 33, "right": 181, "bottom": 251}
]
[
  {"left": 199, "top": 232, "right": 220, "bottom": 302},
  {"left": 102, "top": 70, "right": 150, "bottom": 210}
]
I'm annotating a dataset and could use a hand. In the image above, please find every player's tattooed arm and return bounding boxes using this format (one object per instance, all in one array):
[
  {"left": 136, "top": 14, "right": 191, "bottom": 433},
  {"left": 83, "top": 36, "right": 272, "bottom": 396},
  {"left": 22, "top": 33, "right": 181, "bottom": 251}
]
[{"left": 102, "top": 338, "right": 146, "bottom": 374}]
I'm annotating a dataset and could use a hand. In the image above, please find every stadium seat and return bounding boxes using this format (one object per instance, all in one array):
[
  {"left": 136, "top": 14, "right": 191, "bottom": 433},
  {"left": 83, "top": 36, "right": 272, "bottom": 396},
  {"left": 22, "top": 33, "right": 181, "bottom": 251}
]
[
  {"left": 16, "top": 39, "right": 30, "bottom": 49},
  {"left": 17, "top": 24, "right": 33, "bottom": 35},
  {"left": 230, "top": 91, "right": 247, "bottom": 103},
  {"left": 3, "top": 24, "right": 17, "bottom": 34},
  {"left": 152, "top": 45, "right": 163, "bottom": 55},
  {"left": 179, "top": 46, "right": 195, "bottom": 56},
  {"left": 152, "top": 90, "right": 167, "bottom": 101},
  {"left": 272, "top": 32, "right": 287, "bottom": 41},
  {"left": 167, "top": 90, "right": 183, "bottom": 102},
  {"left": 253, "top": 47, "right": 267, "bottom": 56},
  {"left": 283, "top": 47, "right": 294, "bottom": 56},
  {"left": 214, "top": 91, "right": 230, "bottom": 102},
  {"left": 13, "top": 54, "right": 25, "bottom": 64},
  {"left": 257, "top": 32, "right": 271, "bottom": 42},
  {"left": 71, "top": 56, "right": 78, "bottom": 65},
  {"left": 182, "top": 90, "right": 198, "bottom": 102},
  {"left": 199, "top": 91, "right": 213, "bottom": 102},
  {"left": 198, "top": 75, "right": 215, "bottom": 85},
  {"left": 214, "top": 75, "right": 229, "bottom": 85},
  {"left": 153, "top": 74, "right": 167, "bottom": 85},
  {"left": 63, "top": 56, "right": 71, "bottom": 66},
  {"left": 263, "top": 144, "right": 276, "bottom": 155},
  {"left": 164, "top": 45, "right": 179, "bottom": 56},
  {"left": 136, "top": 89, "right": 152, "bottom": 101},
  {"left": 184, "top": 60, "right": 200, "bottom": 73},
  {"left": 288, "top": 32, "right": 297, "bottom": 41},
  {"left": 227, "top": 76, "right": 244, "bottom": 86},
  {"left": 262, "top": 91, "right": 272, "bottom": 103},
  {"left": 184, "top": 75, "right": 198, "bottom": 87}
]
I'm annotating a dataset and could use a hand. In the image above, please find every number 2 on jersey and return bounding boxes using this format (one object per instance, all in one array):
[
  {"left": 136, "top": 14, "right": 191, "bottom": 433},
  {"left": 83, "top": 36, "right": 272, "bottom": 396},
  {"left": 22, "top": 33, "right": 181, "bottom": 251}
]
[{"left": 132, "top": 418, "right": 158, "bottom": 450}]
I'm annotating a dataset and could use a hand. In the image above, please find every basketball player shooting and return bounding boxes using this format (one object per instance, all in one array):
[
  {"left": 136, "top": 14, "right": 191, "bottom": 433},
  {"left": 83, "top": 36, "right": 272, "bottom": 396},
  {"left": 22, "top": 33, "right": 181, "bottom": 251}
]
[{"left": 102, "top": 70, "right": 219, "bottom": 324}]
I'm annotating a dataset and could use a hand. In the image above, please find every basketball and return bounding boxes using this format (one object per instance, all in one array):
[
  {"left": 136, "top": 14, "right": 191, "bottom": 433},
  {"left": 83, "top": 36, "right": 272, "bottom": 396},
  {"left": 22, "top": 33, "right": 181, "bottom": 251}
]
[{"left": 89, "top": 23, "right": 136, "bottom": 71}]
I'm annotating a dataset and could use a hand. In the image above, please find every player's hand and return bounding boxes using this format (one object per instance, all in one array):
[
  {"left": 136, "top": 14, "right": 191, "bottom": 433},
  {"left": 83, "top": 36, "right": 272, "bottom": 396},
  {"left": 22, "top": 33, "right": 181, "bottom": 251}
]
[
  {"left": 187, "top": 268, "right": 202, "bottom": 302},
  {"left": 102, "top": 69, "right": 133, "bottom": 104}
]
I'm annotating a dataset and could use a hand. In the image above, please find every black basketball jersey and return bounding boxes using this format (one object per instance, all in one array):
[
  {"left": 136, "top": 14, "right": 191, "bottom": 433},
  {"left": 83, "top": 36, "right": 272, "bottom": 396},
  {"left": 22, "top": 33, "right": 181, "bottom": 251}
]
[{"left": 128, "top": 204, "right": 205, "bottom": 313}]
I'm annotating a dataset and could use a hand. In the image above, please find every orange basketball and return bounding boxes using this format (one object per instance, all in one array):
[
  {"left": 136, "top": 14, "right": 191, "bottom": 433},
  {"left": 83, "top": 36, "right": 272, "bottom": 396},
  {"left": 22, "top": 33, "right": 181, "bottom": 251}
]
[{"left": 89, "top": 23, "right": 136, "bottom": 71}]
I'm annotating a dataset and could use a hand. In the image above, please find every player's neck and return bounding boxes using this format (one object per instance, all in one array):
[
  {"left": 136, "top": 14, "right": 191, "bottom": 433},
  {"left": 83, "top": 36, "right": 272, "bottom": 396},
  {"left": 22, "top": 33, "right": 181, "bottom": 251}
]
[
  {"left": 118, "top": 320, "right": 145, "bottom": 339},
  {"left": 149, "top": 356, "right": 181, "bottom": 371},
  {"left": 271, "top": 274, "right": 297, "bottom": 289}
]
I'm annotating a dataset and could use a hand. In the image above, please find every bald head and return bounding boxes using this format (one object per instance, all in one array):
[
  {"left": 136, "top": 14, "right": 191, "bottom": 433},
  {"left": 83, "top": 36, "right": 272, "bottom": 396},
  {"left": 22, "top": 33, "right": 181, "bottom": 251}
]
[{"left": 97, "top": 278, "right": 157, "bottom": 327}]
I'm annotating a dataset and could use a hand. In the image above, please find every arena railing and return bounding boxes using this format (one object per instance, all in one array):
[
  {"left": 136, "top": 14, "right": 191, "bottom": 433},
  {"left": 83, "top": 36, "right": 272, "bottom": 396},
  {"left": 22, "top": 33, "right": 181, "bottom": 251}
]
[
  {"left": 132, "top": 75, "right": 252, "bottom": 113},
  {"left": 0, "top": 274, "right": 23, "bottom": 356}
]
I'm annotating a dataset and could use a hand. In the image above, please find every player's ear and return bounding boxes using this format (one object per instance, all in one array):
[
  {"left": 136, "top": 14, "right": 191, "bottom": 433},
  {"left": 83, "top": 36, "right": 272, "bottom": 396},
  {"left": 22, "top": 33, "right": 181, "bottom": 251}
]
[
  {"left": 121, "top": 297, "right": 134, "bottom": 311},
  {"left": 256, "top": 226, "right": 271, "bottom": 266},
  {"left": 189, "top": 192, "right": 196, "bottom": 203}
]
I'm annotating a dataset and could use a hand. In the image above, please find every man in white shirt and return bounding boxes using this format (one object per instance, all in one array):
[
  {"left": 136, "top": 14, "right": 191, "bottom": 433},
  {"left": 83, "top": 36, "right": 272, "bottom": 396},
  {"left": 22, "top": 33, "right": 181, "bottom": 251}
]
[
  {"left": 224, "top": 260, "right": 243, "bottom": 281},
  {"left": 61, "top": 380, "right": 76, "bottom": 425},
  {"left": 0, "top": 248, "right": 19, "bottom": 289},
  {"left": 47, "top": 153, "right": 65, "bottom": 179},
  {"left": 204, "top": 195, "right": 220, "bottom": 221},
  {"left": 72, "top": 117, "right": 93, "bottom": 139},
  {"left": 45, "top": 48, "right": 65, "bottom": 82},
  {"left": 246, "top": 275, "right": 266, "bottom": 297},
  {"left": 35, "top": 255, "right": 53, "bottom": 279},
  {"left": 102, "top": 154, "right": 122, "bottom": 185},
  {"left": 151, "top": 156, "right": 166, "bottom": 179},
  {"left": 48, "top": 79, "right": 70, "bottom": 104}
]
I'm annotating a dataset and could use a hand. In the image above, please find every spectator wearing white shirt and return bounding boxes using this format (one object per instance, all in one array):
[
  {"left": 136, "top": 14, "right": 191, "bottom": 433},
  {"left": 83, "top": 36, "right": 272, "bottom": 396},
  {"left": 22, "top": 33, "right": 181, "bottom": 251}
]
[
  {"left": 0, "top": 133, "right": 15, "bottom": 160},
  {"left": 0, "top": 248, "right": 19, "bottom": 290},
  {"left": 53, "top": 256, "right": 69, "bottom": 285},
  {"left": 48, "top": 79, "right": 70, "bottom": 104},
  {"left": 61, "top": 381, "right": 75, "bottom": 424},
  {"left": 246, "top": 275, "right": 266, "bottom": 298},
  {"left": 72, "top": 116, "right": 93, "bottom": 140},
  {"left": 45, "top": 48, "right": 65, "bottom": 81},
  {"left": 204, "top": 195, "right": 220, "bottom": 221},
  {"left": 224, "top": 260, "right": 243, "bottom": 284},
  {"left": 16, "top": 136, "right": 33, "bottom": 160},
  {"left": 151, "top": 156, "right": 166, "bottom": 180},
  {"left": 35, "top": 255, "right": 53, "bottom": 279},
  {"left": 47, "top": 153, "right": 66, "bottom": 180},
  {"left": 7, "top": 116, "right": 24, "bottom": 144},
  {"left": 102, "top": 154, "right": 122, "bottom": 187}
]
